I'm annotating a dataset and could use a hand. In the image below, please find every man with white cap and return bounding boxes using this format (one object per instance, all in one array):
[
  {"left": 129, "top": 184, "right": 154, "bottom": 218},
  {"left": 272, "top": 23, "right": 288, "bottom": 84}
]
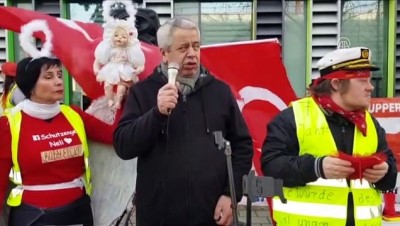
[{"left": 261, "top": 47, "right": 398, "bottom": 226}]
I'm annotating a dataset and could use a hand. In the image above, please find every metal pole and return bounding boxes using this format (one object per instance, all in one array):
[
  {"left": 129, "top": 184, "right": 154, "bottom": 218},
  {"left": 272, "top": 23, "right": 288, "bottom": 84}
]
[
  {"left": 225, "top": 141, "right": 239, "bottom": 226},
  {"left": 246, "top": 196, "right": 252, "bottom": 226}
]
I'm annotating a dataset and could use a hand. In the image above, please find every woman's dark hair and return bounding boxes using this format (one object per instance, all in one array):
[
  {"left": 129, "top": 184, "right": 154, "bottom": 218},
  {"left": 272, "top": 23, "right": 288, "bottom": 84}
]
[{"left": 16, "top": 57, "right": 61, "bottom": 99}]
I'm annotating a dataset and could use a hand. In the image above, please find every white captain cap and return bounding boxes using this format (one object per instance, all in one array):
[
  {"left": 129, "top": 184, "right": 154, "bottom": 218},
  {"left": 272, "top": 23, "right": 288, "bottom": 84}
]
[{"left": 316, "top": 47, "right": 379, "bottom": 78}]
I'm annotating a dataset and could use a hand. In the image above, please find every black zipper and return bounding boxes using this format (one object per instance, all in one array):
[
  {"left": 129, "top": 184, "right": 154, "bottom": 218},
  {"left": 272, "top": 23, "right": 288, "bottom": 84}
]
[
  {"left": 183, "top": 95, "right": 191, "bottom": 225},
  {"left": 341, "top": 126, "right": 347, "bottom": 151},
  {"left": 342, "top": 126, "right": 351, "bottom": 188}
]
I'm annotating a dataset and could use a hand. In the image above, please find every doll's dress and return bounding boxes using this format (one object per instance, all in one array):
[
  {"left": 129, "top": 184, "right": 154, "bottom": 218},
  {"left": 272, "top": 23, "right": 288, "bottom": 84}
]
[{"left": 96, "top": 48, "right": 135, "bottom": 85}]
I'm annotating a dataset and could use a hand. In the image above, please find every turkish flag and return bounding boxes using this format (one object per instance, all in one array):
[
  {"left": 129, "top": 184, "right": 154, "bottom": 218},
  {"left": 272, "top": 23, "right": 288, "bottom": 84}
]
[
  {"left": 201, "top": 41, "right": 297, "bottom": 175},
  {"left": 0, "top": 3, "right": 296, "bottom": 175},
  {"left": 0, "top": 3, "right": 300, "bottom": 174},
  {"left": 201, "top": 41, "right": 296, "bottom": 226},
  {"left": 0, "top": 5, "right": 299, "bottom": 175}
]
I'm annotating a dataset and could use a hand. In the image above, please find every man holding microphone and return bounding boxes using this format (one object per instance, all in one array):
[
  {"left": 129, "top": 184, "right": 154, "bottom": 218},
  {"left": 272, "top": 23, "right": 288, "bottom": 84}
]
[{"left": 113, "top": 18, "right": 253, "bottom": 226}]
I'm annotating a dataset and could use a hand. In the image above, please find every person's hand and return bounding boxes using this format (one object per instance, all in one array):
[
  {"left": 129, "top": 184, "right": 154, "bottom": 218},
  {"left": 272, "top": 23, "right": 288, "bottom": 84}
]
[
  {"left": 118, "top": 81, "right": 134, "bottom": 99},
  {"left": 131, "top": 75, "right": 139, "bottom": 84},
  {"left": 214, "top": 195, "right": 233, "bottom": 226},
  {"left": 157, "top": 83, "right": 178, "bottom": 115},
  {"left": 322, "top": 156, "right": 355, "bottom": 179},
  {"left": 363, "top": 162, "right": 388, "bottom": 183},
  {"left": 136, "top": 66, "right": 145, "bottom": 74},
  {"left": 120, "top": 80, "right": 134, "bottom": 88},
  {"left": 96, "top": 76, "right": 102, "bottom": 82}
]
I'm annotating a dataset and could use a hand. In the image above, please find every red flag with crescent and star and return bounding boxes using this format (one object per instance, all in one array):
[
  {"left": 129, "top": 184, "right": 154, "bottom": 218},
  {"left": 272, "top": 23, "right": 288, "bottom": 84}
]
[{"left": 0, "top": 6, "right": 297, "bottom": 200}]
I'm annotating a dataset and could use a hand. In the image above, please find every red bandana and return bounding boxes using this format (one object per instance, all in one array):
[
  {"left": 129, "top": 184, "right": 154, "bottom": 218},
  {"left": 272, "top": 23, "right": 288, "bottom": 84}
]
[
  {"left": 312, "top": 70, "right": 371, "bottom": 87},
  {"left": 313, "top": 95, "right": 367, "bottom": 136}
]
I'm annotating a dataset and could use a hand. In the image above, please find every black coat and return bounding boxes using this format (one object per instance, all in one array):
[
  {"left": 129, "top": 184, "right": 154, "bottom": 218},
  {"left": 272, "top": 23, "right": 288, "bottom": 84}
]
[
  {"left": 261, "top": 106, "right": 397, "bottom": 225},
  {"left": 114, "top": 66, "right": 253, "bottom": 226}
]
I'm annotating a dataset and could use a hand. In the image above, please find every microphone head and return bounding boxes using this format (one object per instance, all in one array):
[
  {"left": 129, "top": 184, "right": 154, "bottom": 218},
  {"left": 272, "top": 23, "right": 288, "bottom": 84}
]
[
  {"left": 168, "top": 62, "right": 180, "bottom": 70},
  {"left": 167, "top": 62, "right": 179, "bottom": 84}
]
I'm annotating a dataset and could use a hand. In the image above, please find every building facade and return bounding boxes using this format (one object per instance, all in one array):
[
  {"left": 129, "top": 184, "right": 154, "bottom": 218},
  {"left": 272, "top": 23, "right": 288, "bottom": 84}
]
[{"left": 0, "top": 0, "right": 399, "bottom": 103}]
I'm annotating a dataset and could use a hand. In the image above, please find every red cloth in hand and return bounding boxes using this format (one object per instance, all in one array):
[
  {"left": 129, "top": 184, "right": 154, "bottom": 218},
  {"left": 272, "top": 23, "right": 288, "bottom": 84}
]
[{"left": 337, "top": 151, "right": 387, "bottom": 180}]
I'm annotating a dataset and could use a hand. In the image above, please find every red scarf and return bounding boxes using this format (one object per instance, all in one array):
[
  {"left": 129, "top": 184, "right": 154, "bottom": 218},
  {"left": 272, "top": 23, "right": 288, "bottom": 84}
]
[{"left": 313, "top": 95, "right": 367, "bottom": 136}]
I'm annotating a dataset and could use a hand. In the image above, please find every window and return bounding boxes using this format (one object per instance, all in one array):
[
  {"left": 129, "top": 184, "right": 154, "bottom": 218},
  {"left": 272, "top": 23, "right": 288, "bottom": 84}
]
[
  {"left": 174, "top": 1, "right": 253, "bottom": 45},
  {"left": 340, "top": 0, "right": 386, "bottom": 97},
  {"left": 282, "top": 0, "right": 306, "bottom": 96},
  {"left": 68, "top": 2, "right": 103, "bottom": 107},
  {"left": 11, "top": 0, "right": 34, "bottom": 62},
  {"left": 69, "top": 2, "right": 103, "bottom": 24}
]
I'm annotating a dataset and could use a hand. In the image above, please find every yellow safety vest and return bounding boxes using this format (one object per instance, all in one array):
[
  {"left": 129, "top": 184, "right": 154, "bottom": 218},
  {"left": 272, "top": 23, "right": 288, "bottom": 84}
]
[
  {"left": 5, "top": 105, "right": 92, "bottom": 207},
  {"left": 273, "top": 97, "right": 381, "bottom": 226},
  {"left": 0, "top": 83, "right": 17, "bottom": 110},
  {"left": 5, "top": 84, "right": 17, "bottom": 109}
]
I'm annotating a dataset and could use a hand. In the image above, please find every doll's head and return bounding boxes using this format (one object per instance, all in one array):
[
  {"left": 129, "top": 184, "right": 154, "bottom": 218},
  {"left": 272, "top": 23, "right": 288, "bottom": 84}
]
[
  {"left": 113, "top": 27, "right": 129, "bottom": 47},
  {"left": 102, "top": 1, "right": 139, "bottom": 47},
  {"left": 103, "top": 19, "right": 138, "bottom": 47}
]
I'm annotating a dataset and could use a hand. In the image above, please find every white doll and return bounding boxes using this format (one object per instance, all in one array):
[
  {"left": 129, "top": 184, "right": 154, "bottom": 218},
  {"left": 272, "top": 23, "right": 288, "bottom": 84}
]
[{"left": 93, "top": 19, "right": 145, "bottom": 109}]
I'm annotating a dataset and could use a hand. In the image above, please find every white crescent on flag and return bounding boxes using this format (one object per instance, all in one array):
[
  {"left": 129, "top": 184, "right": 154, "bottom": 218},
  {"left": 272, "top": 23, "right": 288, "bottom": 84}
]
[{"left": 237, "top": 86, "right": 288, "bottom": 112}]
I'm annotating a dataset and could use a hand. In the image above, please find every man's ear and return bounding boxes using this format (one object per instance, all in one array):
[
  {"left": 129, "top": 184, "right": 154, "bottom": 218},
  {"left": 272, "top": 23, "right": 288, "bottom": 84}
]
[
  {"left": 160, "top": 48, "right": 168, "bottom": 63},
  {"left": 331, "top": 78, "right": 340, "bottom": 91}
]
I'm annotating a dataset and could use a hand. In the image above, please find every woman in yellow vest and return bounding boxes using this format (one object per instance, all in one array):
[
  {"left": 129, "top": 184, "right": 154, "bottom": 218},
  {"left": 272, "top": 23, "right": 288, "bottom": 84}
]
[
  {"left": 1, "top": 62, "right": 17, "bottom": 110},
  {"left": 0, "top": 62, "right": 26, "bottom": 114},
  {"left": 0, "top": 61, "right": 19, "bottom": 226},
  {"left": 261, "top": 47, "right": 398, "bottom": 226},
  {"left": 0, "top": 56, "right": 116, "bottom": 226}
]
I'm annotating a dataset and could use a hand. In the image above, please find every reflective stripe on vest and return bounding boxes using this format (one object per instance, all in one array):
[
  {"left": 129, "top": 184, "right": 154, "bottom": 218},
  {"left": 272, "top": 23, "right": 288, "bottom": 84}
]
[
  {"left": 4, "top": 85, "right": 22, "bottom": 184},
  {"left": 275, "top": 193, "right": 380, "bottom": 219},
  {"left": 273, "top": 97, "right": 381, "bottom": 226},
  {"left": 5, "top": 105, "right": 92, "bottom": 207}
]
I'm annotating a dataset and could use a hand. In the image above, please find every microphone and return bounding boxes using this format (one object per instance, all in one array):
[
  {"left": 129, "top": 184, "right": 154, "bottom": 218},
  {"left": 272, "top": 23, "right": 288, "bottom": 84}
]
[
  {"left": 167, "top": 62, "right": 179, "bottom": 85},
  {"left": 167, "top": 62, "right": 179, "bottom": 115}
]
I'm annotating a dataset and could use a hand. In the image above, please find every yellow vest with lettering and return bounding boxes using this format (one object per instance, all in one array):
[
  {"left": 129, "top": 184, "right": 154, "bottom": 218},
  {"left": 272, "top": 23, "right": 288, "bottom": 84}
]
[
  {"left": 5, "top": 105, "right": 92, "bottom": 207},
  {"left": 273, "top": 97, "right": 381, "bottom": 226}
]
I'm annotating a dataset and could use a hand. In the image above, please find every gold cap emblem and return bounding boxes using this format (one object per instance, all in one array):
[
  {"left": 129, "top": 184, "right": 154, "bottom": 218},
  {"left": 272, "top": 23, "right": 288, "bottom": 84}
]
[{"left": 361, "top": 49, "right": 369, "bottom": 59}]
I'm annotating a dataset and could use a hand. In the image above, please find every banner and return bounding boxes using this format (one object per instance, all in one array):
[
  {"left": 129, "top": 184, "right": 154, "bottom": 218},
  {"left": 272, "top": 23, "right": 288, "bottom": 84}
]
[{"left": 369, "top": 98, "right": 400, "bottom": 170}]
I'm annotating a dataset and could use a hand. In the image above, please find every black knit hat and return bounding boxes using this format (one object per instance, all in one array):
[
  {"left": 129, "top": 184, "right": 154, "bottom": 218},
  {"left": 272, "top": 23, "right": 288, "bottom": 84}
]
[{"left": 16, "top": 57, "right": 61, "bottom": 99}]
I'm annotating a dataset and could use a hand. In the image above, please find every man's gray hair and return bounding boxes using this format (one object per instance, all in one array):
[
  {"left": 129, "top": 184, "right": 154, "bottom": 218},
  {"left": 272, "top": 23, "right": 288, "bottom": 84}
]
[{"left": 157, "top": 18, "right": 200, "bottom": 50}]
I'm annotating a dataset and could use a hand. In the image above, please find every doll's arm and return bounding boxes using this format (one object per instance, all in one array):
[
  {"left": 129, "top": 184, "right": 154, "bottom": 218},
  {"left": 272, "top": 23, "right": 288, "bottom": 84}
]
[
  {"left": 93, "top": 59, "right": 101, "bottom": 76},
  {"left": 127, "top": 43, "right": 145, "bottom": 69},
  {"left": 94, "top": 40, "right": 112, "bottom": 65}
]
